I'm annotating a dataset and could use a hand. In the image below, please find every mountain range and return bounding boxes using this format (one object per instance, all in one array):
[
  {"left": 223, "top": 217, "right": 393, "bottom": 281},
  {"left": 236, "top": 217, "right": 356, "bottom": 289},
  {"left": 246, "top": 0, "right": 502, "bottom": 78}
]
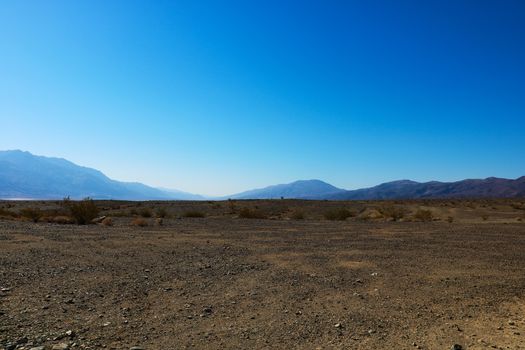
[{"left": 0, "top": 150, "right": 524, "bottom": 200}]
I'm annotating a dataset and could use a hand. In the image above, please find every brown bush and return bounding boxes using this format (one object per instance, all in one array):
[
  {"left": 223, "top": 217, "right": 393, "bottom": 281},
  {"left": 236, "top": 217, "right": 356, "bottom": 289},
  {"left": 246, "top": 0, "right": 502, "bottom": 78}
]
[
  {"left": 53, "top": 216, "right": 74, "bottom": 225},
  {"left": 414, "top": 209, "right": 433, "bottom": 222},
  {"left": 0, "top": 208, "right": 17, "bottom": 219},
  {"left": 290, "top": 210, "right": 305, "bottom": 220},
  {"left": 155, "top": 207, "right": 168, "bottom": 218},
  {"left": 183, "top": 211, "right": 205, "bottom": 218},
  {"left": 140, "top": 208, "right": 153, "bottom": 218},
  {"left": 63, "top": 198, "right": 100, "bottom": 225},
  {"left": 20, "top": 208, "right": 43, "bottom": 223},
  {"left": 324, "top": 208, "right": 354, "bottom": 221},
  {"left": 132, "top": 218, "right": 148, "bottom": 227},
  {"left": 379, "top": 205, "right": 406, "bottom": 221},
  {"left": 238, "top": 207, "right": 266, "bottom": 219}
]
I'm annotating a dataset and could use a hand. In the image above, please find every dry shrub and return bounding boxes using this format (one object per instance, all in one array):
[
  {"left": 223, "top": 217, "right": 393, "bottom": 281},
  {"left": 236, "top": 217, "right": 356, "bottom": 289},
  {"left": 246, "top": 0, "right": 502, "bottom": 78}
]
[
  {"left": 379, "top": 205, "right": 406, "bottom": 221},
  {"left": 238, "top": 207, "right": 266, "bottom": 219},
  {"left": 183, "top": 211, "right": 205, "bottom": 218},
  {"left": 324, "top": 208, "right": 354, "bottom": 221},
  {"left": 447, "top": 216, "right": 454, "bottom": 223},
  {"left": 481, "top": 214, "right": 489, "bottom": 221},
  {"left": 101, "top": 217, "right": 113, "bottom": 226},
  {"left": 20, "top": 208, "right": 43, "bottom": 223},
  {"left": 140, "top": 208, "right": 153, "bottom": 218},
  {"left": 53, "top": 216, "right": 74, "bottom": 225},
  {"left": 290, "top": 210, "right": 305, "bottom": 220},
  {"left": 155, "top": 218, "right": 163, "bottom": 226},
  {"left": 132, "top": 218, "right": 148, "bottom": 227},
  {"left": 63, "top": 198, "right": 100, "bottom": 225},
  {"left": 0, "top": 208, "right": 17, "bottom": 219},
  {"left": 414, "top": 209, "right": 433, "bottom": 222},
  {"left": 155, "top": 207, "right": 168, "bottom": 218}
]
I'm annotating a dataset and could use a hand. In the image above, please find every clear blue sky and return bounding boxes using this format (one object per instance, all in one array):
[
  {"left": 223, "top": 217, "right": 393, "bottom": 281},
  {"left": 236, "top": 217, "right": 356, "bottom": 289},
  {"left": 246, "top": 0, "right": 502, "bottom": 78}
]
[{"left": 1, "top": 0, "right": 524, "bottom": 196}]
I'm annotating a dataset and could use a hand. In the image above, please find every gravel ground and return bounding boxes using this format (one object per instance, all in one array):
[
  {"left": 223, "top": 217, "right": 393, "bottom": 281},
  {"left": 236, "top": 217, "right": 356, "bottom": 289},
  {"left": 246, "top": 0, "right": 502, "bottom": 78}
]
[{"left": 1, "top": 218, "right": 524, "bottom": 349}]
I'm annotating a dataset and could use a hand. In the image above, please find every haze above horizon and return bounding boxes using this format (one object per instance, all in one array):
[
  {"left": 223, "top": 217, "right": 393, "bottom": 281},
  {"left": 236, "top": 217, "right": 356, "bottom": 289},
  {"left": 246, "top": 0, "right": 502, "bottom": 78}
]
[{"left": 1, "top": 1, "right": 524, "bottom": 196}]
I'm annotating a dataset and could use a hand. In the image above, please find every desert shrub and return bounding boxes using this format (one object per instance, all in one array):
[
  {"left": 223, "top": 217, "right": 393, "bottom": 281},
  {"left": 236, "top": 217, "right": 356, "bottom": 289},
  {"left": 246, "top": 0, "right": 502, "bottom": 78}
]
[
  {"left": 447, "top": 216, "right": 454, "bottom": 223},
  {"left": 155, "top": 207, "right": 168, "bottom": 218},
  {"left": 290, "top": 210, "right": 305, "bottom": 220},
  {"left": 53, "top": 216, "right": 74, "bottom": 225},
  {"left": 101, "top": 217, "right": 113, "bottom": 226},
  {"left": 183, "top": 211, "right": 205, "bottom": 218},
  {"left": 238, "top": 207, "right": 266, "bottom": 219},
  {"left": 155, "top": 218, "right": 163, "bottom": 226},
  {"left": 20, "top": 208, "right": 43, "bottom": 223},
  {"left": 111, "top": 211, "right": 128, "bottom": 217},
  {"left": 324, "top": 208, "right": 354, "bottom": 221},
  {"left": 228, "top": 199, "right": 236, "bottom": 214},
  {"left": 140, "top": 208, "right": 152, "bottom": 218},
  {"left": 132, "top": 218, "right": 148, "bottom": 227},
  {"left": 414, "top": 209, "right": 433, "bottom": 222},
  {"left": 481, "top": 214, "right": 489, "bottom": 221},
  {"left": 129, "top": 208, "right": 139, "bottom": 216},
  {"left": 0, "top": 207, "right": 18, "bottom": 219},
  {"left": 379, "top": 205, "right": 406, "bottom": 221},
  {"left": 63, "top": 198, "right": 100, "bottom": 225},
  {"left": 511, "top": 202, "right": 525, "bottom": 210}
]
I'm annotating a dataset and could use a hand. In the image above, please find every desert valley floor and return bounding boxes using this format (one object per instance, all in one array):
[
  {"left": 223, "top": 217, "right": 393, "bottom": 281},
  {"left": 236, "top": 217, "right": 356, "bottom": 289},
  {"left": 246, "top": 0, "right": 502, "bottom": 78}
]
[{"left": 1, "top": 200, "right": 525, "bottom": 349}]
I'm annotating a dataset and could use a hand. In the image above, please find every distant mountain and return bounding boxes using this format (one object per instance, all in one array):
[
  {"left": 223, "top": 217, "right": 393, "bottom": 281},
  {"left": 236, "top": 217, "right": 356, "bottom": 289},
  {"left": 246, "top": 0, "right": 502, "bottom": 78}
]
[
  {"left": 227, "top": 179, "right": 344, "bottom": 199},
  {"left": 0, "top": 150, "right": 201, "bottom": 200},
  {"left": 1, "top": 150, "right": 524, "bottom": 200},
  {"left": 324, "top": 177, "right": 525, "bottom": 200}
]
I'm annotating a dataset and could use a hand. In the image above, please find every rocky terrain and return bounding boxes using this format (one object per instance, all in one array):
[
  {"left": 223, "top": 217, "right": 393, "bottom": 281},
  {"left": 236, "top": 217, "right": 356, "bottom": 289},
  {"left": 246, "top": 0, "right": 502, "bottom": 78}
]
[{"left": 1, "top": 208, "right": 524, "bottom": 349}]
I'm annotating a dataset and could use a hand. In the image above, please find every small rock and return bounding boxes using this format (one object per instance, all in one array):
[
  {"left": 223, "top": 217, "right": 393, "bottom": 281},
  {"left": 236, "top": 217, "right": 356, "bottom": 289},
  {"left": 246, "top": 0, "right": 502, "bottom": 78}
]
[
  {"left": 91, "top": 216, "right": 106, "bottom": 224},
  {"left": 30, "top": 347, "right": 45, "bottom": 350},
  {"left": 451, "top": 344, "right": 463, "bottom": 350},
  {"left": 130, "top": 347, "right": 145, "bottom": 350},
  {"left": 52, "top": 343, "right": 70, "bottom": 350},
  {"left": 334, "top": 323, "right": 342, "bottom": 328}
]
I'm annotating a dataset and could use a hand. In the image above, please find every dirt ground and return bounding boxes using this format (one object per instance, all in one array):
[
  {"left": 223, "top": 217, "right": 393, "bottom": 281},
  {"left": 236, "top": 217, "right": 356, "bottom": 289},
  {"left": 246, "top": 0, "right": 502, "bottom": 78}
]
[{"left": 1, "top": 201, "right": 525, "bottom": 349}]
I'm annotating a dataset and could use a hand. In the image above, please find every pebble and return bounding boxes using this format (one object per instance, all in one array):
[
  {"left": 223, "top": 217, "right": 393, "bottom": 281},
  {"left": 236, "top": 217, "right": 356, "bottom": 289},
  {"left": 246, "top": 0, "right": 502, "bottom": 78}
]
[
  {"left": 130, "top": 347, "right": 145, "bottom": 350},
  {"left": 451, "top": 345, "right": 462, "bottom": 350},
  {"left": 334, "top": 323, "right": 342, "bottom": 328},
  {"left": 52, "top": 343, "right": 70, "bottom": 350},
  {"left": 30, "top": 347, "right": 45, "bottom": 350}
]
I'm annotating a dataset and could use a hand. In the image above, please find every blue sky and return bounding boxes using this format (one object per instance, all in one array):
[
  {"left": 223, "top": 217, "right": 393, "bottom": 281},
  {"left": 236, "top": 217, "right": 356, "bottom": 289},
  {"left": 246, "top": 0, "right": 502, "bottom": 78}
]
[{"left": 1, "top": 0, "right": 524, "bottom": 196}]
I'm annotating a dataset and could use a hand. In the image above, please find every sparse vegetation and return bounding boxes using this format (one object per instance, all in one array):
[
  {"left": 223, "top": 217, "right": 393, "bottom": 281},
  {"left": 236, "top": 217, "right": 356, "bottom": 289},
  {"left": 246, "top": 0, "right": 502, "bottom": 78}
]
[
  {"left": 238, "top": 207, "right": 266, "bottom": 219},
  {"left": 0, "top": 207, "right": 18, "bottom": 219},
  {"left": 324, "top": 208, "right": 354, "bottom": 221},
  {"left": 379, "top": 205, "right": 406, "bottom": 221},
  {"left": 155, "top": 207, "right": 168, "bottom": 218},
  {"left": 183, "top": 211, "right": 205, "bottom": 218},
  {"left": 140, "top": 208, "right": 153, "bottom": 218},
  {"left": 290, "top": 210, "right": 305, "bottom": 220},
  {"left": 20, "top": 208, "right": 43, "bottom": 223},
  {"left": 63, "top": 198, "right": 100, "bottom": 225},
  {"left": 413, "top": 209, "right": 433, "bottom": 222},
  {"left": 132, "top": 218, "right": 148, "bottom": 227}
]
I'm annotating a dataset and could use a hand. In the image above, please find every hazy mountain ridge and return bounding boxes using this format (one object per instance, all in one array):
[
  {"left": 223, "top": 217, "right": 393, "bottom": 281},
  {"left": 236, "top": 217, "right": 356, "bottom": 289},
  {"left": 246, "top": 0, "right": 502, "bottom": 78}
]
[
  {"left": 324, "top": 177, "right": 525, "bottom": 200},
  {"left": 226, "top": 179, "right": 344, "bottom": 199},
  {"left": 0, "top": 150, "right": 524, "bottom": 200},
  {"left": 0, "top": 150, "right": 201, "bottom": 200}
]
